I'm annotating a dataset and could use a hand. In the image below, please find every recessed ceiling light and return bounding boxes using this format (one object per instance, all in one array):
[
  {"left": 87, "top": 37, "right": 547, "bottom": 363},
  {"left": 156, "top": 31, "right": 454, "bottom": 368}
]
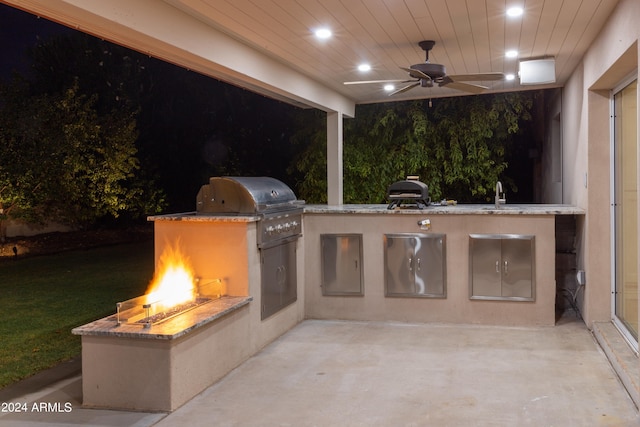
[
  {"left": 384, "top": 84, "right": 395, "bottom": 91},
  {"left": 314, "top": 28, "right": 332, "bottom": 39},
  {"left": 358, "top": 63, "right": 371, "bottom": 72},
  {"left": 507, "top": 7, "right": 523, "bottom": 17},
  {"left": 505, "top": 73, "right": 516, "bottom": 81},
  {"left": 505, "top": 50, "right": 519, "bottom": 58}
]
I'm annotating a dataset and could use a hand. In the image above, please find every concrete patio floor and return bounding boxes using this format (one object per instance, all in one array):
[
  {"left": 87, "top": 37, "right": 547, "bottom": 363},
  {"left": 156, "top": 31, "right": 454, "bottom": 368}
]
[{"left": 1, "top": 313, "right": 639, "bottom": 426}]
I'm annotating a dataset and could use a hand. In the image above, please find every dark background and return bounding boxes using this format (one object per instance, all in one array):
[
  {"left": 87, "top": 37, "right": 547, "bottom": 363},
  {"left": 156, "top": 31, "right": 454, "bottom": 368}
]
[{"left": 1, "top": 4, "right": 538, "bottom": 215}]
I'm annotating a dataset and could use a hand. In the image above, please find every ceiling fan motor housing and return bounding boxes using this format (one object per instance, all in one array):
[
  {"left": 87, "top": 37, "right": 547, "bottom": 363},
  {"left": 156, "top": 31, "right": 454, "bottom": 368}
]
[{"left": 410, "top": 62, "right": 446, "bottom": 80}]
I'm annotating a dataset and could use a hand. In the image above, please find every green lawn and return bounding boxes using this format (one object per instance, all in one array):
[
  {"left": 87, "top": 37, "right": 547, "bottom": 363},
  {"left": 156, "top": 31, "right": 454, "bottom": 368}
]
[{"left": 0, "top": 241, "right": 155, "bottom": 388}]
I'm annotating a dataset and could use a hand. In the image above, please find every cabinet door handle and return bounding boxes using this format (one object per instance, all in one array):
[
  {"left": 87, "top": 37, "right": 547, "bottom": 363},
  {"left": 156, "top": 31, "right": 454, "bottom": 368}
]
[
  {"left": 277, "top": 265, "right": 287, "bottom": 285},
  {"left": 504, "top": 260, "right": 508, "bottom": 275},
  {"left": 417, "top": 258, "right": 421, "bottom": 271},
  {"left": 495, "top": 260, "right": 500, "bottom": 273},
  {"left": 355, "top": 260, "right": 358, "bottom": 270},
  {"left": 409, "top": 256, "right": 413, "bottom": 272}
]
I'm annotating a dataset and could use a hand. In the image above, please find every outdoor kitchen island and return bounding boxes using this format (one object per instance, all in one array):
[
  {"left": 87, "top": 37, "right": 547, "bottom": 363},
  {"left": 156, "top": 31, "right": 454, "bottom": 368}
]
[
  {"left": 303, "top": 204, "right": 584, "bottom": 327},
  {"left": 72, "top": 199, "right": 583, "bottom": 413}
]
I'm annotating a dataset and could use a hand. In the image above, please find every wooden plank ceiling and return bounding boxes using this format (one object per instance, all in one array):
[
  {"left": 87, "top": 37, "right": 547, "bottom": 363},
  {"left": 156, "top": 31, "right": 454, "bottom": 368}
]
[{"left": 167, "top": 0, "right": 620, "bottom": 104}]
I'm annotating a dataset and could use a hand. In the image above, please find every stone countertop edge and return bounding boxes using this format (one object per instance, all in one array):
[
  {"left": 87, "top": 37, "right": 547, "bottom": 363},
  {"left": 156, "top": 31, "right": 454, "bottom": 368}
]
[
  {"left": 148, "top": 212, "right": 260, "bottom": 222},
  {"left": 303, "top": 204, "right": 585, "bottom": 215},
  {"left": 71, "top": 296, "right": 252, "bottom": 340}
]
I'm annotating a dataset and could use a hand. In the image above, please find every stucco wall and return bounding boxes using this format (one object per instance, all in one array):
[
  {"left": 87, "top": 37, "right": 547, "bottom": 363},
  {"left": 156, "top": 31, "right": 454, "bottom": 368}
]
[
  {"left": 551, "top": 0, "right": 640, "bottom": 326},
  {"left": 541, "top": 88, "right": 563, "bottom": 204},
  {"left": 304, "top": 212, "right": 557, "bottom": 327}
]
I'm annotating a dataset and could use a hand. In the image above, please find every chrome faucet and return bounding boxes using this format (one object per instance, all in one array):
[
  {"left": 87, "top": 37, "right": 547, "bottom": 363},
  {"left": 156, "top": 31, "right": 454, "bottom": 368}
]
[{"left": 495, "top": 181, "right": 506, "bottom": 209}]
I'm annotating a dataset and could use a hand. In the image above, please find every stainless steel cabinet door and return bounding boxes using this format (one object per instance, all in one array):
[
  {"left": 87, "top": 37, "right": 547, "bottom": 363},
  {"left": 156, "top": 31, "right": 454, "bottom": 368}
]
[
  {"left": 469, "top": 234, "right": 534, "bottom": 301},
  {"left": 281, "top": 240, "right": 298, "bottom": 307},
  {"left": 384, "top": 234, "right": 446, "bottom": 297},
  {"left": 501, "top": 237, "right": 533, "bottom": 298},
  {"left": 261, "top": 240, "right": 297, "bottom": 319},
  {"left": 385, "top": 235, "right": 416, "bottom": 295},
  {"left": 321, "top": 234, "right": 363, "bottom": 296},
  {"left": 470, "top": 236, "right": 502, "bottom": 297}
]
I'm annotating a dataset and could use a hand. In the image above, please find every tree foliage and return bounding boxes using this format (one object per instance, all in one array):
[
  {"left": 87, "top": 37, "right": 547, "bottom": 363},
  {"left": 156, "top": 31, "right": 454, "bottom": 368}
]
[
  {"left": 0, "top": 32, "right": 170, "bottom": 238},
  {"left": 24, "top": 32, "right": 304, "bottom": 212},
  {"left": 0, "top": 77, "right": 161, "bottom": 237},
  {"left": 290, "top": 93, "right": 534, "bottom": 203}
]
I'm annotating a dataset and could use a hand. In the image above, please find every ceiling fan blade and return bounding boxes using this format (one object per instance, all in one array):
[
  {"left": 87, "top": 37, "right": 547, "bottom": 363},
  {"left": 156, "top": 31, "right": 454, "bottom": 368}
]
[
  {"left": 446, "top": 72, "right": 505, "bottom": 82},
  {"left": 389, "top": 82, "right": 420, "bottom": 96},
  {"left": 440, "top": 80, "right": 488, "bottom": 94},
  {"left": 343, "top": 79, "right": 409, "bottom": 85},
  {"left": 400, "top": 67, "right": 432, "bottom": 81}
]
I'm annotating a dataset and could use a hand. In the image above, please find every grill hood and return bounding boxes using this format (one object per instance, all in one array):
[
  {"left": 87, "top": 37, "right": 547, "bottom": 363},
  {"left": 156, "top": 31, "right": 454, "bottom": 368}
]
[{"left": 196, "top": 176, "right": 302, "bottom": 215}]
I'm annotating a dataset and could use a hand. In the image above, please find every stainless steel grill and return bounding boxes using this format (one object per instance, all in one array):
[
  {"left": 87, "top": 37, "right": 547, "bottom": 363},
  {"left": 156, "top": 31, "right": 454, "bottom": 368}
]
[
  {"left": 196, "top": 176, "right": 304, "bottom": 248},
  {"left": 196, "top": 176, "right": 299, "bottom": 215},
  {"left": 196, "top": 176, "right": 303, "bottom": 320}
]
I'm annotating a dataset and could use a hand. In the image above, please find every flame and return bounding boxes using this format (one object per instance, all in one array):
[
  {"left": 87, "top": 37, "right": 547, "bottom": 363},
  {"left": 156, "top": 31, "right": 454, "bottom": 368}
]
[{"left": 144, "top": 241, "right": 196, "bottom": 310}]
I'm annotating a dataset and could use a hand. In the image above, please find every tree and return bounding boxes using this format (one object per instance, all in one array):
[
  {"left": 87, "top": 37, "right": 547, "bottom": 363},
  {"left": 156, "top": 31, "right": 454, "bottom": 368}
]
[
  {"left": 25, "top": 31, "right": 306, "bottom": 212},
  {"left": 289, "top": 92, "right": 534, "bottom": 204},
  {"left": 0, "top": 77, "right": 164, "bottom": 239}
]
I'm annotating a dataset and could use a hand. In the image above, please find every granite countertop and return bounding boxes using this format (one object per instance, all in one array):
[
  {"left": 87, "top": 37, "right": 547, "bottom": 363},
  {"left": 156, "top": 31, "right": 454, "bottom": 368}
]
[
  {"left": 72, "top": 296, "right": 252, "bottom": 340},
  {"left": 147, "top": 205, "right": 585, "bottom": 220},
  {"left": 148, "top": 212, "right": 260, "bottom": 222},
  {"left": 303, "top": 204, "right": 585, "bottom": 215}
]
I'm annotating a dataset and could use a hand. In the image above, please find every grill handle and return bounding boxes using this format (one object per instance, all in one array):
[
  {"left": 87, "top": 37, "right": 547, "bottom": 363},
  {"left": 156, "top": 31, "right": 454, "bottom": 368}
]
[{"left": 257, "top": 233, "right": 301, "bottom": 249}]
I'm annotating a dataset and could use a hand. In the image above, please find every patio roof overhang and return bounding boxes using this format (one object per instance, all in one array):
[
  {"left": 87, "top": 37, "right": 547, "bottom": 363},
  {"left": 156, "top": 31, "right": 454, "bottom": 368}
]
[{"left": 2, "top": 0, "right": 356, "bottom": 117}]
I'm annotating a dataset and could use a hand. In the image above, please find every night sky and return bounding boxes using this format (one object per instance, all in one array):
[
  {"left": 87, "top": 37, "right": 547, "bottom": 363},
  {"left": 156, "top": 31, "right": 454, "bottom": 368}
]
[{"left": 0, "top": 5, "right": 73, "bottom": 80}]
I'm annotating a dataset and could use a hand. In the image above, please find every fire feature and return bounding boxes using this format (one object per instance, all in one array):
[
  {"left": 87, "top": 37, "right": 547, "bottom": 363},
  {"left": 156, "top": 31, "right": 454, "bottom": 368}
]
[
  {"left": 145, "top": 241, "right": 197, "bottom": 309},
  {"left": 115, "top": 241, "right": 223, "bottom": 328}
]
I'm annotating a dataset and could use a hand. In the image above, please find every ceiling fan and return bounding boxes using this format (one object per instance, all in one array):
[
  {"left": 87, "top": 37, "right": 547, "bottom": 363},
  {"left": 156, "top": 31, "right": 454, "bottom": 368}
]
[{"left": 344, "top": 40, "right": 505, "bottom": 95}]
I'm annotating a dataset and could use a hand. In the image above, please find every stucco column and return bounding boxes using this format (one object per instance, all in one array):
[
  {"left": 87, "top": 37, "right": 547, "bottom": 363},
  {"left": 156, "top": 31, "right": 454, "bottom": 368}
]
[
  {"left": 327, "top": 111, "right": 344, "bottom": 205},
  {"left": 584, "top": 89, "right": 612, "bottom": 326}
]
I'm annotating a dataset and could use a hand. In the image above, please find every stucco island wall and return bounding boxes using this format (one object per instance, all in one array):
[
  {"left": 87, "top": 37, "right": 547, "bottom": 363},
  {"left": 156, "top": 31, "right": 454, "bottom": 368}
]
[{"left": 303, "top": 204, "right": 584, "bottom": 327}]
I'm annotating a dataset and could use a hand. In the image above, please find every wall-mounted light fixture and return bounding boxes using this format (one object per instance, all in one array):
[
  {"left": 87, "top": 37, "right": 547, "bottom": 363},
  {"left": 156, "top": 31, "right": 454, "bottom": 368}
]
[{"left": 519, "top": 58, "right": 556, "bottom": 85}]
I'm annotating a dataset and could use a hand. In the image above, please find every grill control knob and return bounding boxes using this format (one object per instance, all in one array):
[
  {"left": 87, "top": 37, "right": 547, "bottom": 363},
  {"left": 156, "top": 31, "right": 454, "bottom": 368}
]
[{"left": 266, "top": 226, "right": 276, "bottom": 235}]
